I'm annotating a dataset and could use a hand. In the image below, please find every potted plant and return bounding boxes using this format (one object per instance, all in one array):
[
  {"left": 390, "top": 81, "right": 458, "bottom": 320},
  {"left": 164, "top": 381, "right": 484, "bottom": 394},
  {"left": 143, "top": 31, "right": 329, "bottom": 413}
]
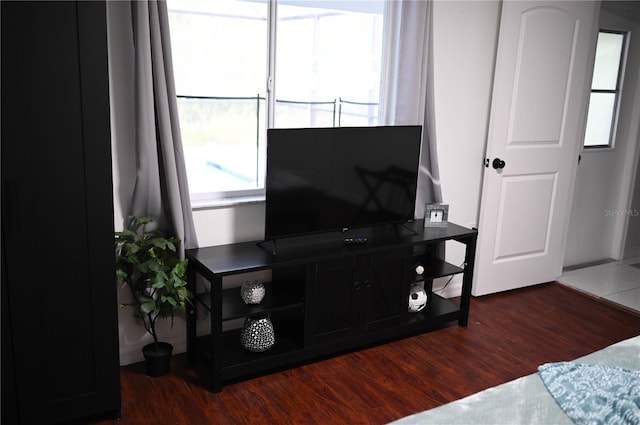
[{"left": 115, "top": 216, "right": 192, "bottom": 377}]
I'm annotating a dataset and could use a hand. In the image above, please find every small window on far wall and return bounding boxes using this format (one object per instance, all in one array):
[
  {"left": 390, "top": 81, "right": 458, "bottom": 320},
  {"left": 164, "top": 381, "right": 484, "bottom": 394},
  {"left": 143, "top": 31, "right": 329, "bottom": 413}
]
[{"left": 583, "top": 30, "right": 627, "bottom": 149}]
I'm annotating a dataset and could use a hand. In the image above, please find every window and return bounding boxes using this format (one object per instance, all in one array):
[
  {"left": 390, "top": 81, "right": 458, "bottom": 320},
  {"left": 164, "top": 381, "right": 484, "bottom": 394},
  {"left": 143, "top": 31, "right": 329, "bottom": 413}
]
[
  {"left": 583, "top": 30, "right": 627, "bottom": 149},
  {"left": 167, "top": 0, "right": 385, "bottom": 205}
]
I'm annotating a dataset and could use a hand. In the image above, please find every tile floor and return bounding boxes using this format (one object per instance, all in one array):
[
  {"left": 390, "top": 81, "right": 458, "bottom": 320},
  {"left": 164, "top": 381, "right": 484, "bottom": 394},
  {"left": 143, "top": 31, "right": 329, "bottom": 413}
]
[{"left": 558, "top": 258, "right": 640, "bottom": 313}]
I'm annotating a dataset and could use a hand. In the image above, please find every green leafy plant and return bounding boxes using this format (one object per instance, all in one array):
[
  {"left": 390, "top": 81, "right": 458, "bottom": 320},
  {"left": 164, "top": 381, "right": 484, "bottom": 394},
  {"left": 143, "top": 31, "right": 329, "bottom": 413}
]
[{"left": 115, "top": 216, "right": 192, "bottom": 345}]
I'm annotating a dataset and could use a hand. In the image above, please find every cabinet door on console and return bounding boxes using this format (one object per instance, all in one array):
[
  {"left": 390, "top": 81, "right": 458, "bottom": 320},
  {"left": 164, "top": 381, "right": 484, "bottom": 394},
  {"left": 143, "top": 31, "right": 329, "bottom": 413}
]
[
  {"left": 306, "top": 258, "right": 360, "bottom": 345},
  {"left": 306, "top": 249, "right": 409, "bottom": 345},
  {"left": 361, "top": 249, "right": 409, "bottom": 333}
]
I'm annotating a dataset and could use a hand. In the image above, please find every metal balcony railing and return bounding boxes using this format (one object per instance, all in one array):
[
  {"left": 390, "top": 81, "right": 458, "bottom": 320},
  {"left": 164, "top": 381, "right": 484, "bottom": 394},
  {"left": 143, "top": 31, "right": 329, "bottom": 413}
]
[
  {"left": 177, "top": 94, "right": 379, "bottom": 132},
  {"left": 176, "top": 94, "right": 380, "bottom": 190}
]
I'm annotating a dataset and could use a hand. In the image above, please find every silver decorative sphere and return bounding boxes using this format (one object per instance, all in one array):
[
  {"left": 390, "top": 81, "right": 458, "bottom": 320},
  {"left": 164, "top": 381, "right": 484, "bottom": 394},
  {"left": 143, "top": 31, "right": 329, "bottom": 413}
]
[{"left": 240, "top": 280, "right": 266, "bottom": 305}]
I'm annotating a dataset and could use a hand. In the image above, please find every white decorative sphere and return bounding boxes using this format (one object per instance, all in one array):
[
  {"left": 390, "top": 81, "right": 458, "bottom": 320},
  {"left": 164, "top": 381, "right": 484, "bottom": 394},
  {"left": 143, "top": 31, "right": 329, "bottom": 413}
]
[
  {"left": 415, "top": 264, "right": 424, "bottom": 275},
  {"left": 408, "top": 283, "right": 428, "bottom": 312}
]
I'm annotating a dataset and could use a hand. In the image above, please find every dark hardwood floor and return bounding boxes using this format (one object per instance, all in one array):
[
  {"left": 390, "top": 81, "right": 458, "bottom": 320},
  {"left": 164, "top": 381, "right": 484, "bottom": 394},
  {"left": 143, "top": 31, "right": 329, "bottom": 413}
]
[{"left": 91, "top": 283, "right": 640, "bottom": 425}]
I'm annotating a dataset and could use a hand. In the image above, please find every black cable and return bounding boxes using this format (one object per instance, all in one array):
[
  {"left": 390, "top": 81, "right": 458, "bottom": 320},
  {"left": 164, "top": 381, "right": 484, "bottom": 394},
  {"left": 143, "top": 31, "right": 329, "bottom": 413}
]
[{"left": 433, "top": 261, "right": 466, "bottom": 294}]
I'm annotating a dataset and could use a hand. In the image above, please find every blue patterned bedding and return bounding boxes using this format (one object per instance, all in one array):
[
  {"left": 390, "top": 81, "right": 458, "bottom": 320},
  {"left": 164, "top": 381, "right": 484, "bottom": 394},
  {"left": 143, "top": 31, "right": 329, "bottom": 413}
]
[
  {"left": 539, "top": 362, "right": 640, "bottom": 425},
  {"left": 389, "top": 335, "right": 640, "bottom": 425}
]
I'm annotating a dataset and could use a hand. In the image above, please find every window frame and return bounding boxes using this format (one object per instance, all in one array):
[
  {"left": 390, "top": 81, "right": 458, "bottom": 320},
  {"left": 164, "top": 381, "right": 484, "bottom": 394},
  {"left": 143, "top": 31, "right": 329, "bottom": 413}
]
[
  {"left": 168, "top": 1, "right": 385, "bottom": 207},
  {"left": 583, "top": 29, "right": 628, "bottom": 151}
]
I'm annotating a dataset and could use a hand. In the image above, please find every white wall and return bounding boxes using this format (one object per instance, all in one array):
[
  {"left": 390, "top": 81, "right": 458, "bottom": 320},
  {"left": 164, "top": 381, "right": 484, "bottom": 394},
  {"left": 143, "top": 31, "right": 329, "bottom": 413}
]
[
  {"left": 564, "top": 6, "right": 640, "bottom": 266},
  {"left": 108, "top": 1, "right": 500, "bottom": 364},
  {"left": 626, "top": 142, "right": 640, "bottom": 258},
  {"left": 620, "top": 8, "right": 640, "bottom": 260}
]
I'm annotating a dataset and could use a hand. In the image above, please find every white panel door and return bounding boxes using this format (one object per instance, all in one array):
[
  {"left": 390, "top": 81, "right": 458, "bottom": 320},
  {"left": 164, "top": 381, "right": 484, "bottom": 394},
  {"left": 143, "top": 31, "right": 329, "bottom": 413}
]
[{"left": 473, "top": 0, "right": 600, "bottom": 296}]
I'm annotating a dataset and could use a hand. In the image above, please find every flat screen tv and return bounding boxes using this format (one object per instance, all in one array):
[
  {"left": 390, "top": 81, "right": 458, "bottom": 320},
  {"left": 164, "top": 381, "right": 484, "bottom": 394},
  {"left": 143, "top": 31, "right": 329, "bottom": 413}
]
[{"left": 265, "top": 125, "right": 422, "bottom": 241}]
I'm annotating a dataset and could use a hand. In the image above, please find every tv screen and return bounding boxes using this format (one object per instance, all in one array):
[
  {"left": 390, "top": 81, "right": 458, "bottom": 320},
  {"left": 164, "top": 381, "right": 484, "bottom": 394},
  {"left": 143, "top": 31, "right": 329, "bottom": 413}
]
[{"left": 265, "top": 125, "right": 422, "bottom": 241}]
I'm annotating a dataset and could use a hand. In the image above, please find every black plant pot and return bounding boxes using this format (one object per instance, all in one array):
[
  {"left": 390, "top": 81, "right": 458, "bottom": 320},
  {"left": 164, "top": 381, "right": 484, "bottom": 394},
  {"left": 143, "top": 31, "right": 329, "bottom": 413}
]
[{"left": 142, "top": 342, "right": 173, "bottom": 377}]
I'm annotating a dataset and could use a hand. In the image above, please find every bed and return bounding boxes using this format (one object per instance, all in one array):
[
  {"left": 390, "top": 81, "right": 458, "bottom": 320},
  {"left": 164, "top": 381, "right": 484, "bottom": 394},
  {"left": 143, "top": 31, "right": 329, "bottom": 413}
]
[{"left": 390, "top": 335, "right": 640, "bottom": 425}]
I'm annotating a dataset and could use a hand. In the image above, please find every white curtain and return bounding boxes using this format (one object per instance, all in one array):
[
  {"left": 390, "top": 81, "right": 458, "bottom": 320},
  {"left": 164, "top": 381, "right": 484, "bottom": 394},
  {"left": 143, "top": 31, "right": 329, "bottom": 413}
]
[
  {"left": 380, "top": 0, "right": 442, "bottom": 222},
  {"left": 129, "top": 0, "right": 198, "bottom": 253}
]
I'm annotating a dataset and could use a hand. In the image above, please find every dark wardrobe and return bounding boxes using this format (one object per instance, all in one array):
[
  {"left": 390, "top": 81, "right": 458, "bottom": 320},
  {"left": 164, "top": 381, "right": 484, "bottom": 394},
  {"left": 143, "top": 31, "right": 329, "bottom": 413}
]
[{"left": 2, "top": 2, "right": 121, "bottom": 423}]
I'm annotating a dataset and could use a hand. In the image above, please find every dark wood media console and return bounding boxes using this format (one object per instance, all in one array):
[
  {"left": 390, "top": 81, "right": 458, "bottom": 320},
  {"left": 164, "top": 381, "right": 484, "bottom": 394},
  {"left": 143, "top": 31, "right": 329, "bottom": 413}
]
[{"left": 186, "top": 220, "right": 477, "bottom": 392}]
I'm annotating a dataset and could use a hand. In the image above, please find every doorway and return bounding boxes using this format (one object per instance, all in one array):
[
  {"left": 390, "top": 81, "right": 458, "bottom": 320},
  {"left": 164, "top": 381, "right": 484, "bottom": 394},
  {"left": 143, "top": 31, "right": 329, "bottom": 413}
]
[{"left": 564, "top": 2, "right": 640, "bottom": 268}]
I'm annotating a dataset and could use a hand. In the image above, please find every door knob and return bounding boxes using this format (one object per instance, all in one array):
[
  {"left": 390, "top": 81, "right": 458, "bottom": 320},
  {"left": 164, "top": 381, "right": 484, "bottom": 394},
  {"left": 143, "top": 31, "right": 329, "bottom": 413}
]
[{"left": 492, "top": 158, "right": 506, "bottom": 169}]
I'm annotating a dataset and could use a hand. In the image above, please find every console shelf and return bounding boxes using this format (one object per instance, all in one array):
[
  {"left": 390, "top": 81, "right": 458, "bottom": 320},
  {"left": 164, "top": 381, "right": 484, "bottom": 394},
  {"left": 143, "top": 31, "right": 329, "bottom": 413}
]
[
  {"left": 422, "top": 258, "right": 464, "bottom": 280},
  {"left": 186, "top": 220, "right": 477, "bottom": 392},
  {"left": 196, "top": 282, "right": 305, "bottom": 321}
]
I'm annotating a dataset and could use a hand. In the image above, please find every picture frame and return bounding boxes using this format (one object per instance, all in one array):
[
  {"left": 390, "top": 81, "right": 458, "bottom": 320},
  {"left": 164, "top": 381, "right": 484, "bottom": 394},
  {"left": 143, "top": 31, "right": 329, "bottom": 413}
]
[{"left": 424, "top": 203, "right": 449, "bottom": 227}]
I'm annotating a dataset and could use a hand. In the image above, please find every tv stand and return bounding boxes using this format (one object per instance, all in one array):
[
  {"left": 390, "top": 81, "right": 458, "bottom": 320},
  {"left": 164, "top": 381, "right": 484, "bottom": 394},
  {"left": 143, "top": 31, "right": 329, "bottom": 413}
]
[{"left": 186, "top": 220, "right": 477, "bottom": 393}]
